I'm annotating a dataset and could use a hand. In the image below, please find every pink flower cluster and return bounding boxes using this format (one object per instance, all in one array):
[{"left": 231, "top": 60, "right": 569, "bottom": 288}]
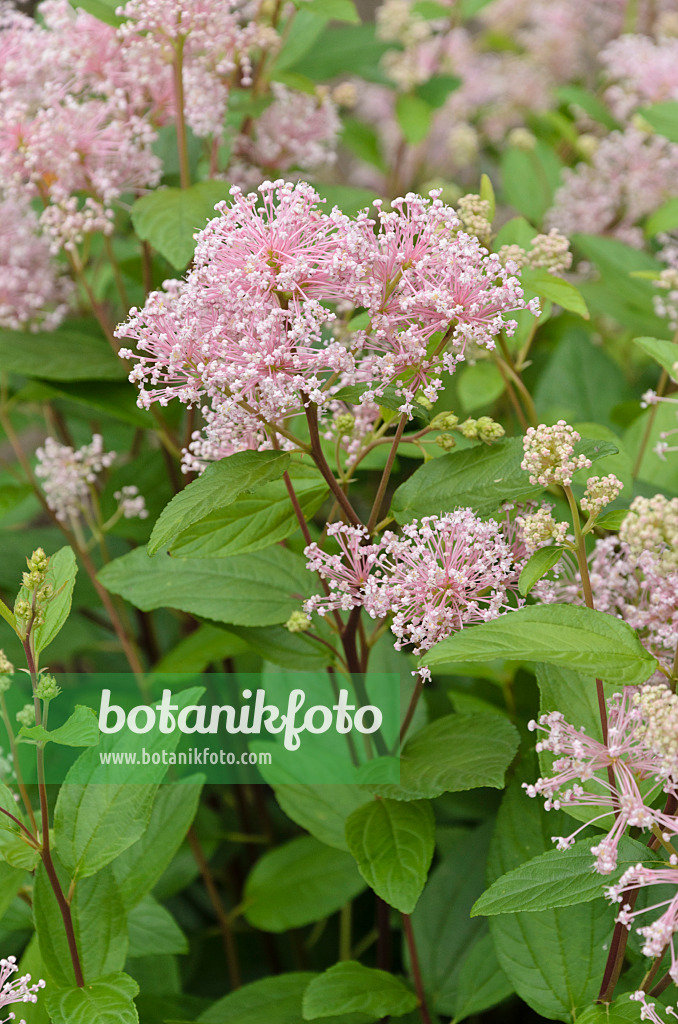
[
  {"left": 0, "top": 955, "right": 44, "bottom": 1024},
  {"left": 304, "top": 511, "right": 521, "bottom": 661},
  {"left": 521, "top": 420, "right": 591, "bottom": 488},
  {"left": 117, "top": 180, "right": 537, "bottom": 466}
]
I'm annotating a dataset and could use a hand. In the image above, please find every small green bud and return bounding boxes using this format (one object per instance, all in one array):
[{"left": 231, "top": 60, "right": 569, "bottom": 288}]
[
  {"left": 475, "top": 416, "right": 506, "bottom": 443},
  {"left": 16, "top": 703, "right": 35, "bottom": 728},
  {"left": 38, "top": 584, "right": 53, "bottom": 602},
  {"left": 430, "top": 411, "right": 459, "bottom": 431},
  {"left": 435, "top": 433, "right": 457, "bottom": 452},
  {"left": 0, "top": 651, "right": 14, "bottom": 676},
  {"left": 36, "top": 674, "right": 61, "bottom": 701},
  {"left": 27, "top": 548, "right": 49, "bottom": 575},
  {"left": 15, "top": 601, "right": 31, "bottom": 621},
  {"left": 334, "top": 413, "right": 355, "bottom": 435},
  {"left": 459, "top": 417, "right": 480, "bottom": 439},
  {"left": 285, "top": 610, "right": 311, "bottom": 634},
  {"left": 22, "top": 570, "right": 43, "bottom": 589}
]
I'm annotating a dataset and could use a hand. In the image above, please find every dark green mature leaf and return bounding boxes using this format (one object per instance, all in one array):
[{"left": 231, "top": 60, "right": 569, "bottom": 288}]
[
  {"left": 634, "top": 336, "right": 678, "bottom": 380},
  {"left": 410, "top": 823, "right": 509, "bottom": 1018},
  {"left": 0, "top": 325, "right": 125, "bottom": 381},
  {"left": 131, "top": 181, "right": 228, "bottom": 268},
  {"left": 577, "top": 994, "right": 671, "bottom": 1023},
  {"left": 113, "top": 777, "right": 203, "bottom": 909},
  {"left": 390, "top": 438, "right": 542, "bottom": 521},
  {"left": 421, "top": 604, "right": 657, "bottom": 686},
  {"left": 127, "top": 896, "right": 187, "bottom": 957},
  {"left": 288, "top": 23, "right": 391, "bottom": 83},
  {"left": 35, "top": 862, "right": 128, "bottom": 986},
  {"left": 20, "top": 705, "right": 98, "bottom": 747},
  {"left": 520, "top": 269, "right": 589, "bottom": 319},
  {"left": 243, "top": 836, "right": 365, "bottom": 932},
  {"left": 274, "top": 785, "right": 370, "bottom": 851},
  {"left": 98, "top": 546, "right": 313, "bottom": 626},
  {"left": 487, "top": 764, "right": 613, "bottom": 1022},
  {"left": 46, "top": 972, "right": 139, "bottom": 1024},
  {"left": 148, "top": 450, "right": 290, "bottom": 555},
  {"left": 302, "top": 962, "right": 418, "bottom": 1021},
  {"left": 345, "top": 799, "right": 434, "bottom": 913},
  {"left": 473, "top": 835, "right": 659, "bottom": 917},
  {"left": 227, "top": 623, "right": 335, "bottom": 668},
  {"left": 451, "top": 932, "right": 513, "bottom": 1022},
  {"left": 170, "top": 478, "right": 327, "bottom": 558},
  {"left": 153, "top": 625, "right": 249, "bottom": 672},
  {"left": 518, "top": 546, "right": 565, "bottom": 596},
  {"left": 373, "top": 714, "right": 519, "bottom": 801},
  {"left": 198, "top": 973, "right": 318, "bottom": 1024}
]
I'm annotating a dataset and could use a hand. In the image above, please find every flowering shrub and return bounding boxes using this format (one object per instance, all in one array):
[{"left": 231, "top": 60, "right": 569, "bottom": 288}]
[{"left": 1, "top": 1, "right": 678, "bottom": 1023}]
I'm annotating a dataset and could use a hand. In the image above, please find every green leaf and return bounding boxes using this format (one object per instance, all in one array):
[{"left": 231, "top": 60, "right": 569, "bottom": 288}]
[
  {"left": 170, "top": 477, "right": 328, "bottom": 558},
  {"left": 395, "top": 93, "right": 434, "bottom": 145},
  {"left": 518, "top": 546, "right": 565, "bottom": 597},
  {"left": 153, "top": 624, "right": 248, "bottom": 672},
  {"left": 473, "top": 835, "right": 659, "bottom": 917},
  {"left": 415, "top": 74, "right": 461, "bottom": 109},
  {"left": 520, "top": 268, "right": 589, "bottom": 319},
  {"left": 409, "top": 823, "right": 508, "bottom": 1018},
  {"left": 501, "top": 142, "right": 562, "bottom": 225},
  {"left": 645, "top": 196, "right": 678, "bottom": 237},
  {"left": 30, "top": 546, "right": 78, "bottom": 653},
  {"left": 486, "top": 766, "right": 613, "bottom": 1022},
  {"left": 344, "top": 799, "right": 434, "bottom": 913},
  {"left": 226, "top": 623, "right": 334, "bottom": 669},
  {"left": 274, "top": 785, "right": 369, "bottom": 851},
  {"left": 555, "top": 85, "right": 620, "bottom": 131},
  {"left": 20, "top": 705, "right": 98, "bottom": 747},
  {"left": 198, "top": 973, "right": 320, "bottom": 1024},
  {"left": 46, "top": 972, "right": 139, "bottom": 1024},
  {"left": 35, "top": 863, "right": 128, "bottom": 986},
  {"left": 273, "top": 9, "right": 329, "bottom": 71},
  {"left": 0, "top": 598, "right": 16, "bottom": 634},
  {"left": 98, "top": 546, "right": 313, "bottom": 626},
  {"left": 148, "top": 450, "right": 290, "bottom": 555},
  {"left": 127, "top": 896, "right": 187, "bottom": 957},
  {"left": 243, "top": 836, "right": 365, "bottom": 932},
  {"left": 639, "top": 100, "right": 678, "bottom": 143},
  {"left": 302, "top": 962, "right": 418, "bottom": 1021},
  {"left": 70, "top": 0, "right": 124, "bottom": 26},
  {"left": 421, "top": 603, "right": 657, "bottom": 686},
  {"left": 300, "top": 0, "right": 360, "bottom": 22},
  {"left": 287, "top": 24, "right": 390, "bottom": 83},
  {"left": 390, "top": 438, "right": 542, "bottom": 521},
  {"left": 451, "top": 932, "right": 513, "bottom": 1022},
  {"left": 577, "top": 994, "right": 670, "bottom": 1024},
  {"left": 373, "top": 714, "right": 519, "bottom": 801},
  {"left": 112, "top": 778, "right": 203, "bottom": 909},
  {"left": 0, "top": 861, "right": 27, "bottom": 918},
  {"left": 479, "top": 173, "right": 496, "bottom": 220},
  {"left": 634, "top": 335, "right": 678, "bottom": 380},
  {"left": 0, "top": 324, "right": 125, "bottom": 381},
  {"left": 313, "top": 184, "right": 378, "bottom": 216},
  {"left": 341, "top": 119, "right": 387, "bottom": 172},
  {"left": 131, "top": 181, "right": 228, "bottom": 269},
  {"left": 595, "top": 509, "right": 630, "bottom": 531},
  {"left": 457, "top": 361, "right": 505, "bottom": 413}
]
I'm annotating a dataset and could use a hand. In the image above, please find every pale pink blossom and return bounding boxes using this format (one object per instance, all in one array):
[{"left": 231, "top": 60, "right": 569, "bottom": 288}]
[{"left": 0, "top": 954, "right": 45, "bottom": 1024}]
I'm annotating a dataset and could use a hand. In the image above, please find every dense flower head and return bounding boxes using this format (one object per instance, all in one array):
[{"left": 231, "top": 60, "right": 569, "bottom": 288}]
[
  {"left": 521, "top": 420, "right": 591, "bottom": 487},
  {"left": 0, "top": 955, "right": 45, "bottom": 1024},
  {"left": 516, "top": 504, "right": 569, "bottom": 553},
  {"left": 620, "top": 494, "right": 678, "bottom": 570},
  {"left": 118, "top": 182, "right": 538, "bottom": 456},
  {"left": 0, "top": 194, "right": 71, "bottom": 330},
  {"left": 601, "top": 34, "right": 678, "bottom": 120},
  {"left": 304, "top": 511, "right": 521, "bottom": 660},
  {"left": 499, "top": 229, "right": 573, "bottom": 277},
  {"left": 525, "top": 688, "right": 678, "bottom": 873},
  {"left": 608, "top": 864, "right": 678, "bottom": 981},
  {"left": 631, "top": 990, "right": 678, "bottom": 1024},
  {"left": 580, "top": 473, "right": 624, "bottom": 520},
  {"left": 35, "top": 434, "right": 146, "bottom": 525}
]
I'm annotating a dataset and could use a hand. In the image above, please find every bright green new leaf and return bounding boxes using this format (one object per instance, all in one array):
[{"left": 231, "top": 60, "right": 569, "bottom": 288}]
[
  {"left": 131, "top": 181, "right": 228, "bottom": 268},
  {"left": 421, "top": 603, "right": 657, "bottom": 686},
  {"left": 20, "top": 705, "right": 98, "bottom": 747},
  {"left": 395, "top": 93, "right": 434, "bottom": 145},
  {"left": 520, "top": 268, "right": 589, "bottom": 319},
  {"left": 595, "top": 509, "right": 630, "bottom": 531},
  {"left": 148, "top": 450, "right": 290, "bottom": 555},
  {"left": 299, "top": 0, "right": 360, "bottom": 22},
  {"left": 127, "top": 896, "right": 188, "bottom": 957},
  {"left": 344, "top": 799, "right": 434, "bottom": 913},
  {"left": 46, "top": 972, "right": 139, "bottom": 1024},
  {"left": 638, "top": 101, "right": 678, "bottom": 143},
  {"left": 645, "top": 196, "right": 678, "bottom": 237},
  {"left": 373, "top": 714, "right": 519, "bottom": 801},
  {"left": 302, "top": 962, "right": 418, "bottom": 1021},
  {"left": 0, "top": 325, "right": 125, "bottom": 381},
  {"left": 243, "top": 836, "right": 365, "bottom": 932},
  {"left": 518, "top": 546, "right": 565, "bottom": 596}
]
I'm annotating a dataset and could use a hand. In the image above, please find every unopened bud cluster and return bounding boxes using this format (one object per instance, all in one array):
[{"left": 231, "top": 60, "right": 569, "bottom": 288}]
[
  {"left": 0, "top": 650, "right": 14, "bottom": 694},
  {"left": 516, "top": 505, "right": 569, "bottom": 553},
  {"left": 521, "top": 421, "right": 591, "bottom": 487},
  {"left": 35, "top": 674, "right": 61, "bottom": 701},
  {"left": 431, "top": 411, "right": 504, "bottom": 447},
  {"left": 499, "top": 229, "right": 572, "bottom": 277},
  {"left": 580, "top": 474, "right": 624, "bottom": 520},
  {"left": 457, "top": 194, "right": 493, "bottom": 247},
  {"left": 285, "top": 610, "right": 311, "bottom": 634},
  {"left": 15, "top": 549, "right": 53, "bottom": 635},
  {"left": 634, "top": 685, "right": 678, "bottom": 774},
  {"left": 16, "top": 703, "right": 35, "bottom": 728}
]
